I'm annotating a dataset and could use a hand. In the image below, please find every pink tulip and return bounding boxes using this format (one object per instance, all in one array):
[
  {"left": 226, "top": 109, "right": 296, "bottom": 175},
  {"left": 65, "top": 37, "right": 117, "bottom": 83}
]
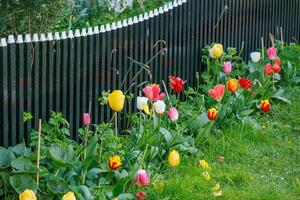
[
  {"left": 223, "top": 61, "right": 232, "bottom": 74},
  {"left": 142, "top": 84, "right": 165, "bottom": 102},
  {"left": 168, "top": 107, "right": 179, "bottom": 122},
  {"left": 135, "top": 170, "right": 150, "bottom": 187},
  {"left": 83, "top": 113, "right": 90, "bottom": 127},
  {"left": 267, "top": 47, "right": 277, "bottom": 60}
]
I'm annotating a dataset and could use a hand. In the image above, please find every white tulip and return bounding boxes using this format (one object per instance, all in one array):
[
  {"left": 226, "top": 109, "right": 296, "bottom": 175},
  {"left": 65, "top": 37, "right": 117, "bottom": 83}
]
[
  {"left": 250, "top": 52, "right": 261, "bottom": 63},
  {"left": 154, "top": 100, "right": 166, "bottom": 114},
  {"left": 137, "top": 97, "right": 148, "bottom": 111}
]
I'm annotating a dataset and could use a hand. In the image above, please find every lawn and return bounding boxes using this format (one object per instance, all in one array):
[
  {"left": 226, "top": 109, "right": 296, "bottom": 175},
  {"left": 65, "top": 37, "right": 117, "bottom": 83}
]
[{"left": 148, "top": 97, "right": 300, "bottom": 200}]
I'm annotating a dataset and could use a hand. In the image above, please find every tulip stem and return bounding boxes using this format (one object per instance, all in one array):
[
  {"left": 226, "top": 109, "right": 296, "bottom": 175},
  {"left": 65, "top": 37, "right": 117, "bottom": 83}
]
[
  {"left": 115, "top": 112, "right": 118, "bottom": 137},
  {"left": 83, "top": 127, "right": 89, "bottom": 160}
]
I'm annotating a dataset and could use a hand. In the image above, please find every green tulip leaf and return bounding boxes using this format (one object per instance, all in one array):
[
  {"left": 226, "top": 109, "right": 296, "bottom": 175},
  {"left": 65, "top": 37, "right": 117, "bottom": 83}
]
[
  {"left": 9, "top": 174, "right": 37, "bottom": 193},
  {"left": 160, "top": 128, "right": 172, "bottom": 146},
  {"left": 118, "top": 193, "right": 135, "bottom": 200},
  {"left": 113, "top": 180, "right": 125, "bottom": 197},
  {"left": 79, "top": 185, "right": 93, "bottom": 200},
  {"left": 272, "top": 89, "right": 291, "bottom": 104},
  {"left": 86, "top": 134, "right": 99, "bottom": 157}
]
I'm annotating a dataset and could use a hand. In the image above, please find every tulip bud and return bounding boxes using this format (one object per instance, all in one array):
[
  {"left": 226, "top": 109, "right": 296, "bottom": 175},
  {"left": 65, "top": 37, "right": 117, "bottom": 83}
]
[
  {"left": 137, "top": 97, "right": 148, "bottom": 111},
  {"left": 153, "top": 100, "right": 166, "bottom": 115},
  {"left": 109, "top": 155, "right": 122, "bottom": 170},
  {"left": 275, "top": 58, "right": 281, "bottom": 66},
  {"left": 168, "top": 107, "right": 179, "bottom": 122},
  {"left": 261, "top": 100, "right": 271, "bottom": 113},
  {"left": 250, "top": 52, "right": 261, "bottom": 63},
  {"left": 223, "top": 61, "right": 232, "bottom": 74},
  {"left": 19, "top": 189, "right": 37, "bottom": 200},
  {"left": 265, "top": 63, "right": 273, "bottom": 76},
  {"left": 136, "top": 192, "right": 147, "bottom": 200},
  {"left": 217, "top": 156, "right": 224, "bottom": 162},
  {"left": 267, "top": 47, "right": 277, "bottom": 60},
  {"left": 168, "top": 150, "right": 180, "bottom": 167},
  {"left": 226, "top": 78, "right": 239, "bottom": 93},
  {"left": 199, "top": 160, "right": 210, "bottom": 170},
  {"left": 207, "top": 108, "right": 218, "bottom": 121},
  {"left": 135, "top": 170, "right": 150, "bottom": 187},
  {"left": 62, "top": 192, "right": 76, "bottom": 200},
  {"left": 209, "top": 43, "right": 223, "bottom": 59},
  {"left": 83, "top": 113, "right": 90, "bottom": 127},
  {"left": 108, "top": 90, "right": 125, "bottom": 112}
]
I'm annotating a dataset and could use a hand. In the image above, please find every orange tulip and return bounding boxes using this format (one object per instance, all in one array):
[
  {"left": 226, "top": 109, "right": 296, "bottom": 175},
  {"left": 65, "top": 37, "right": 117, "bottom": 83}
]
[
  {"left": 261, "top": 100, "right": 271, "bottom": 112},
  {"left": 108, "top": 155, "right": 122, "bottom": 170},
  {"left": 226, "top": 78, "right": 239, "bottom": 93},
  {"left": 207, "top": 108, "right": 218, "bottom": 121}
]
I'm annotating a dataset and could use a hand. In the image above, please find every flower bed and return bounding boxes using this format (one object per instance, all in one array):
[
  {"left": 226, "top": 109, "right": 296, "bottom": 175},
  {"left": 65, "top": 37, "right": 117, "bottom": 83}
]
[{"left": 0, "top": 42, "right": 300, "bottom": 200}]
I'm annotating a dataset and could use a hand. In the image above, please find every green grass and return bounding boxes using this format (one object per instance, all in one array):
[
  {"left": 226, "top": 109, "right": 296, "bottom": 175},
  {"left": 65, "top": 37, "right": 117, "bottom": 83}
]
[{"left": 147, "top": 98, "right": 300, "bottom": 200}]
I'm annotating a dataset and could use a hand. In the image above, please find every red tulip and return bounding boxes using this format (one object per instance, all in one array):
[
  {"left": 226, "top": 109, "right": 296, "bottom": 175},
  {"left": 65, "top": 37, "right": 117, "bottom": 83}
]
[
  {"left": 272, "top": 64, "right": 281, "bottom": 73},
  {"left": 261, "top": 100, "right": 271, "bottom": 112},
  {"left": 208, "top": 84, "right": 225, "bottom": 101},
  {"left": 169, "top": 76, "right": 187, "bottom": 93},
  {"left": 239, "top": 78, "right": 252, "bottom": 90},
  {"left": 265, "top": 64, "right": 273, "bottom": 76},
  {"left": 83, "top": 113, "right": 90, "bottom": 126},
  {"left": 136, "top": 192, "right": 147, "bottom": 200}
]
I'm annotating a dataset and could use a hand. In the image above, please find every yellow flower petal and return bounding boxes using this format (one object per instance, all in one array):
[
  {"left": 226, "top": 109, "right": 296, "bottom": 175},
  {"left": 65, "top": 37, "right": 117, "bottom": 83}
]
[{"left": 143, "top": 104, "right": 151, "bottom": 115}]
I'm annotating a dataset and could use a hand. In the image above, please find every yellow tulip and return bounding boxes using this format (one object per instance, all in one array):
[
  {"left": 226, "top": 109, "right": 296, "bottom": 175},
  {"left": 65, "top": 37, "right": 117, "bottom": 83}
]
[
  {"left": 108, "top": 90, "right": 125, "bottom": 112},
  {"left": 199, "top": 160, "right": 210, "bottom": 170},
  {"left": 202, "top": 171, "right": 211, "bottom": 181},
  {"left": 168, "top": 150, "right": 180, "bottom": 167},
  {"left": 213, "top": 183, "right": 221, "bottom": 191},
  {"left": 210, "top": 43, "right": 223, "bottom": 59},
  {"left": 19, "top": 189, "right": 37, "bottom": 200},
  {"left": 62, "top": 192, "right": 76, "bottom": 200}
]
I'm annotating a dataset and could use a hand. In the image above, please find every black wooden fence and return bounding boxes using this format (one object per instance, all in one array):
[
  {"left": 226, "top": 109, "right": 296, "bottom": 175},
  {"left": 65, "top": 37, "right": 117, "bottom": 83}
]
[{"left": 1, "top": 0, "right": 300, "bottom": 146}]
